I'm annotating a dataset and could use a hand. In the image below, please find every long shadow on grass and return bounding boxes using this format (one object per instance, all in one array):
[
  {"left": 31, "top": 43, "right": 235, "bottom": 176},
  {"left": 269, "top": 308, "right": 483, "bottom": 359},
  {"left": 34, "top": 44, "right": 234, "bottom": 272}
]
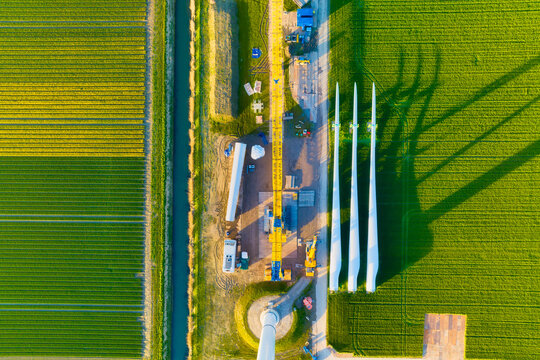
[
  {"left": 418, "top": 55, "right": 540, "bottom": 135},
  {"left": 374, "top": 48, "right": 441, "bottom": 287},
  {"left": 418, "top": 94, "right": 540, "bottom": 185},
  {"left": 417, "top": 55, "right": 540, "bottom": 222},
  {"left": 425, "top": 138, "right": 540, "bottom": 223},
  {"left": 369, "top": 52, "right": 540, "bottom": 285},
  {"left": 334, "top": 47, "right": 441, "bottom": 289}
]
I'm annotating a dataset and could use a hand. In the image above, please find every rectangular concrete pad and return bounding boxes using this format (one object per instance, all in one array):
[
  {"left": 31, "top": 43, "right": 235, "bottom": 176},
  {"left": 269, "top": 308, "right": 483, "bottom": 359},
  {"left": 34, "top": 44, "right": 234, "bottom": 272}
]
[{"left": 423, "top": 313, "right": 467, "bottom": 360}]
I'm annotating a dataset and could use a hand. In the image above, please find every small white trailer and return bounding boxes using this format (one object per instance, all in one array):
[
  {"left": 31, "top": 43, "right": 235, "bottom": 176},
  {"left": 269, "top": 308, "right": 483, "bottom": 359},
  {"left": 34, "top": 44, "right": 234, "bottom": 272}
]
[
  {"left": 263, "top": 207, "right": 273, "bottom": 234},
  {"left": 222, "top": 239, "right": 237, "bottom": 273}
]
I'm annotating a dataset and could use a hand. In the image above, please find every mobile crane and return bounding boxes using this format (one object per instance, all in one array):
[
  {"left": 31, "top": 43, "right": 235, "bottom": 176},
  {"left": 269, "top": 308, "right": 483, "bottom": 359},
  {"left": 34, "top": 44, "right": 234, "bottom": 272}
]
[
  {"left": 263, "top": 0, "right": 287, "bottom": 282},
  {"left": 305, "top": 235, "right": 318, "bottom": 276}
]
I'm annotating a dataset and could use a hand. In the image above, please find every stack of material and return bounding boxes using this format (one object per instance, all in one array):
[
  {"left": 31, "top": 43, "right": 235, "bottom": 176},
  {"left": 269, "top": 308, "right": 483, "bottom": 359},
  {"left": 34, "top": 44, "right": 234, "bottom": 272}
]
[
  {"left": 299, "top": 190, "right": 315, "bottom": 207},
  {"left": 254, "top": 80, "right": 262, "bottom": 93},
  {"left": 244, "top": 83, "right": 254, "bottom": 96},
  {"left": 251, "top": 100, "right": 264, "bottom": 113},
  {"left": 283, "top": 112, "right": 294, "bottom": 121},
  {"left": 285, "top": 175, "right": 297, "bottom": 189}
]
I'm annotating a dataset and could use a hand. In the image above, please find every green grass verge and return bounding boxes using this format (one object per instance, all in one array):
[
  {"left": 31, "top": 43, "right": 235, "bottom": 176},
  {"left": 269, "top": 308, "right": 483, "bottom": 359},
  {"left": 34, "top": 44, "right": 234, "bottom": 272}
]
[
  {"left": 328, "top": 1, "right": 540, "bottom": 359},
  {"left": 149, "top": 0, "right": 174, "bottom": 357},
  {"left": 284, "top": 0, "right": 298, "bottom": 12},
  {"left": 234, "top": 282, "right": 288, "bottom": 351}
]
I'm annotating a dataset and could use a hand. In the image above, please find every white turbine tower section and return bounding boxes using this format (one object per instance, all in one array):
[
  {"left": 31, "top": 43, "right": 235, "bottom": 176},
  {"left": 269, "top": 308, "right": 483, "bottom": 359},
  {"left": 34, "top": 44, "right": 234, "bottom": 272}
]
[
  {"left": 366, "top": 82, "right": 379, "bottom": 293},
  {"left": 329, "top": 82, "right": 342, "bottom": 292},
  {"left": 256, "top": 309, "right": 280, "bottom": 360},
  {"left": 225, "top": 142, "right": 247, "bottom": 222},
  {"left": 348, "top": 83, "right": 360, "bottom": 292}
]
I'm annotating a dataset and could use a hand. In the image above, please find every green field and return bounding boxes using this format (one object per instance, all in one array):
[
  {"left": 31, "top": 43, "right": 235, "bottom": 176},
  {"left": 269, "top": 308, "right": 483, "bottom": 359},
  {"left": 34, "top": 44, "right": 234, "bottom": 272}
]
[
  {"left": 0, "top": 0, "right": 151, "bottom": 357},
  {"left": 0, "top": 158, "right": 145, "bottom": 357},
  {"left": 328, "top": 1, "right": 540, "bottom": 359}
]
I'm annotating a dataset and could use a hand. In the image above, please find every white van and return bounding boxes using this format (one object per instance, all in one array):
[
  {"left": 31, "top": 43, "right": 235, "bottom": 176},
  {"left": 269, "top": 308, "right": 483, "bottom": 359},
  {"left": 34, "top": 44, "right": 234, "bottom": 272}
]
[{"left": 222, "top": 239, "right": 237, "bottom": 273}]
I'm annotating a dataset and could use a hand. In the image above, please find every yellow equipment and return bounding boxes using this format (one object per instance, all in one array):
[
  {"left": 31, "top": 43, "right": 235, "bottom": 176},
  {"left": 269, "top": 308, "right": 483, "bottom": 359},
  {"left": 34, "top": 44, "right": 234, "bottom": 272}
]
[
  {"left": 285, "top": 34, "right": 299, "bottom": 43},
  {"left": 265, "top": 266, "right": 291, "bottom": 281},
  {"left": 297, "top": 57, "right": 310, "bottom": 65},
  {"left": 267, "top": 0, "right": 286, "bottom": 281},
  {"left": 305, "top": 236, "right": 318, "bottom": 277}
]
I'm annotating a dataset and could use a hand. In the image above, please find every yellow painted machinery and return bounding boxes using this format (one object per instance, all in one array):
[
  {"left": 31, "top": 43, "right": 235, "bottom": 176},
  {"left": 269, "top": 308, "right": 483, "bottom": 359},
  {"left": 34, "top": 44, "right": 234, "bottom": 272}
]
[
  {"left": 267, "top": 0, "right": 286, "bottom": 281},
  {"left": 305, "top": 236, "right": 318, "bottom": 277}
]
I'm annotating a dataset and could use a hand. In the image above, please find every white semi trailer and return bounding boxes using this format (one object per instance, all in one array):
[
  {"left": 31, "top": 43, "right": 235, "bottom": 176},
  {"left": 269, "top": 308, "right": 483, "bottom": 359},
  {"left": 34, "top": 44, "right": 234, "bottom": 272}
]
[{"left": 225, "top": 142, "right": 247, "bottom": 222}]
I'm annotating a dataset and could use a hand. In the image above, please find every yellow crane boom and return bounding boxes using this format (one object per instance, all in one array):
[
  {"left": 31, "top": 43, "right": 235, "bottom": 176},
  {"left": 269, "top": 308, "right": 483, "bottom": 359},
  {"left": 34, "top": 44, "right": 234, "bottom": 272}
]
[{"left": 268, "top": 0, "right": 285, "bottom": 281}]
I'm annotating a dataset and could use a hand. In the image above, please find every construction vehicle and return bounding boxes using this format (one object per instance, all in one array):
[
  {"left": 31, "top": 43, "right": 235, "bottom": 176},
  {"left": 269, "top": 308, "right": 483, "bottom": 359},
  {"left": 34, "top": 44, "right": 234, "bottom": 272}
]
[
  {"left": 285, "top": 34, "right": 299, "bottom": 43},
  {"left": 286, "top": 33, "right": 306, "bottom": 44},
  {"left": 265, "top": 0, "right": 286, "bottom": 282},
  {"left": 224, "top": 143, "right": 233, "bottom": 157},
  {"left": 297, "top": 56, "right": 310, "bottom": 65},
  {"left": 264, "top": 266, "right": 291, "bottom": 281},
  {"left": 303, "top": 345, "right": 317, "bottom": 360},
  {"left": 305, "top": 235, "right": 317, "bottom": 276},
  {"left": 258, "top": 131, "right": 269, "bottom": 145},
  {"left": 263, "top": 207, "right": 273, "bottom": 234}
]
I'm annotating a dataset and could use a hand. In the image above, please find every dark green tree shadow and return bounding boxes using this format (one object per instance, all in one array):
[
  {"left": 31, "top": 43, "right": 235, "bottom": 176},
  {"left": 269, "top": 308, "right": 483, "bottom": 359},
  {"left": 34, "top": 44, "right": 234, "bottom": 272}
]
[{"left": 370, "top": 48, "right": 441, "bottom": 287}]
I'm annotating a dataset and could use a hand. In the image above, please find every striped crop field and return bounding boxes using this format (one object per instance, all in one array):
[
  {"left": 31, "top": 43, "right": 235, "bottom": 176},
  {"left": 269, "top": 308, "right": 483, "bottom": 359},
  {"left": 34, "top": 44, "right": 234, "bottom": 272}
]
[
  {"left": 0, "top": 0, "right": 150, "bottom": 358},
  {"left": 0, "top": 0, "right": 146, "bottom": 156},
  {"left": 328, "top": 1, "right": 539, "bottom": 359}
]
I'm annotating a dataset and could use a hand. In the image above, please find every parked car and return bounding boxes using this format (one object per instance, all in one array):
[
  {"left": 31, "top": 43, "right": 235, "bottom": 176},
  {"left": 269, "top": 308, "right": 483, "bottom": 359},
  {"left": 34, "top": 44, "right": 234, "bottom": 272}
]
[{"left": 302, "top": 297, "right": 313, "bottom": 310}]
